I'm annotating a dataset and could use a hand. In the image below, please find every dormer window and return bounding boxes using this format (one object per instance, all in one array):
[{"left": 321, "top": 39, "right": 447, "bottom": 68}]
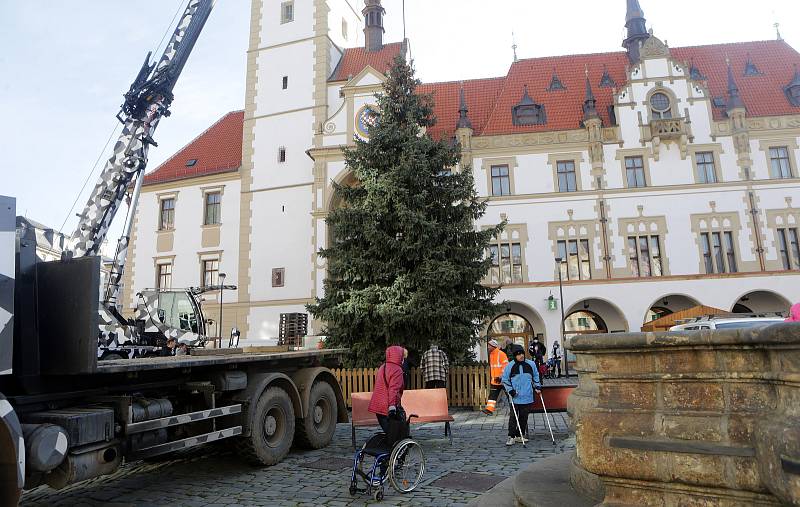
[
  {"left": 785, "top": 67, "right": 800, "bottom": 107},
  {"left": 599, "top": 68, "right": 616, "bottom": 88},
  {"left": 743, "top": 57, "right": 763, "bottom": 77},
  {"left": 512, "top": 85, "right": 547, "bottom": 126},
  {"left": 186, "top": 159, "right": 197, "bottom": 167},
  {"left": 548, "top": 71, "right": 566, "bottom": 92},
  {"left": 649, "top": 92, "right": 672, "bottom": 119}
]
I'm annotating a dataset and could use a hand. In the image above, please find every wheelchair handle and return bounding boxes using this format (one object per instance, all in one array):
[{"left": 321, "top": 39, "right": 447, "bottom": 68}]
[{"left": 407, "top": 414, "right": 419, "bottom": 423}]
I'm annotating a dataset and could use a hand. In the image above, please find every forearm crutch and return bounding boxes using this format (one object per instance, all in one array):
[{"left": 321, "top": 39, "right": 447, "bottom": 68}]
[
  {"left": 505, "top": 386, "right": 527, "bottom": 447},
  {"left": 539, "top": 391, "right": 556, "bottom": 445}
]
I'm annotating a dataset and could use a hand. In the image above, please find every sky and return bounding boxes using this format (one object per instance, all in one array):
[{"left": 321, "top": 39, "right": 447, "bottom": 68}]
[{"left": 1, "top": 0, "right": 799, "bottom": 245}]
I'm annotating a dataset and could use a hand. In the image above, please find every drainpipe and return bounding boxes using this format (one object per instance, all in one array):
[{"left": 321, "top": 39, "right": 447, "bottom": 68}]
[
  {"left": 599, "top": 197, "right": 612, "bottom": 279},
  {"left": 748, "top": 191, "right": 766, "bottom": 271}
]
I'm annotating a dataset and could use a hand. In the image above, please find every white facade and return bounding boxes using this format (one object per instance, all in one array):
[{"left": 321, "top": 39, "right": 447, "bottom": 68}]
[{"left": 125, "top": 1, "right": 800, "bottom": 351}]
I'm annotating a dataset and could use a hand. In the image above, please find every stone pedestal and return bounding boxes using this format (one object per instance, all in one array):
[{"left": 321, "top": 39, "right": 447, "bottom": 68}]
[{"left": 568, "top": 323, "right": 800, "bottom": 506}]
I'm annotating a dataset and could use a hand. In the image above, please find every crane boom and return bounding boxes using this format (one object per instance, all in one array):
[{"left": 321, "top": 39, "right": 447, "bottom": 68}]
[{"left": 67, "top": 0, "right": 214, "bottom": 260}]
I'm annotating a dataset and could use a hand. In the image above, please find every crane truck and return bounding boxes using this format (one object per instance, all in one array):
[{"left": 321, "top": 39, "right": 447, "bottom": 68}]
[{"left": 0, "top": 2, "right": 348, "bottom": 504}]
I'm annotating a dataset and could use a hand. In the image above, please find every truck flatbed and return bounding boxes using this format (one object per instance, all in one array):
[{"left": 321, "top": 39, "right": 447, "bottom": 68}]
[{"left": 96, "top": 348, "right": 347, "bottom": 373}]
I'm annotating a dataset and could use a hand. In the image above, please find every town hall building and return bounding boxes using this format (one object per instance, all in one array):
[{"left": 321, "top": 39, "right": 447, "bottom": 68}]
[{"left": 122, "top": 0, "right": 800, "bottom": 357}]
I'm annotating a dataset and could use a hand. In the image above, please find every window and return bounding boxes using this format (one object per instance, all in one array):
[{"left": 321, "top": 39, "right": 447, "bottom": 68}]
[
  {"left": 202, "top": 259, "right": 219, "bottom": 288},
  {"left": 625, "top": 156, "right": 647, "bottom": 188},
  {"left": 700, "top": 231, "right": 738, "bottom": 273},
  {"left": 282, "top": 76, "right": 288, "bottom": 90},
  {"left": 280, "top": 1, "right": 294, "bottom": 23},
  {"left": 272, "top": 267, "right": 285, "bottom": 287},
  {"left": 649, "top": 92, "right": 672, "bottom": 119},
  {"left": 695, "top": 152, "right": 717, "bottom": 184},
  {"left": 159, "top": 198, "right": 175, "bottom": 230},
  {"left": 488, "top": 242, "right": 523, "bottom": 284},
  {"left": 556, "top": 161, "right": 578, "bottom": 192},
  {"left": 204, "top": 192, "right": 221, "bottom": 225},
  {"left": 769, "top": 147, "right": 793, "bottom": 179},
  {"left": 185, "top": 159, "right": 197, "bottom": 167},
  {"left": 557, "top": 239, "right": 591, "bottom": 281},
  {"left": 342, "top": 18, "right": 348, "bottom": 39},
  {"left": 491, "top": 165, "right": 511, "bottom": 196},
  {"left": 777, "top": 228, "right": 800, "bottom": 270},
  {"left": 156, "top": 263, "right": 172, "bottom": 289},
  {"left": 627, "top": 235, "right": 663, "bottom": 277},
  {"left": 278, "top": 146, "right": 286, "bottom": 163}
]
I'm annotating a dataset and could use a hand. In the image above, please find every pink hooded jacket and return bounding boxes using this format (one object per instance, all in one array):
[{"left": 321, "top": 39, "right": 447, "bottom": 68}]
[
  {"left": 786, "top": 303, "right": 800, "bottom": 322},
  {"left": 368, "top": 346, "right": 405, "bottom": 416}
]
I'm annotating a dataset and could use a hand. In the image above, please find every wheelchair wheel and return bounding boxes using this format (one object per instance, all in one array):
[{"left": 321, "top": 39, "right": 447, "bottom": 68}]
[{"left": 388, "top": 438, "right": 425, "bottom": 493}]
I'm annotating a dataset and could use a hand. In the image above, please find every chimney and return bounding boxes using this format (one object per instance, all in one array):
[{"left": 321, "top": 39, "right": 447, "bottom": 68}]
[{"left": 363, "top": 0, "right": 385, "bottom": 52}]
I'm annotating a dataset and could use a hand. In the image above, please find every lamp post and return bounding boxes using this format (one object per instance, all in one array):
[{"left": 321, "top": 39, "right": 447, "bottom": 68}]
[
  {"left": 218, "top": 272, "right": 226, "bottom": 348},
  {"left": 554, "top": 258, "right": 569, "bottom": 377}
]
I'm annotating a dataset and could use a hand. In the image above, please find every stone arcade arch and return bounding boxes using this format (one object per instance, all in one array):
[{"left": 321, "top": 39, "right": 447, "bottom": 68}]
[
  {"left": 730, "top": 290, "right": 792, "bottom": 315},
  {"left": 643, "top": 294, "right": 702, "bottom": 326},
  {"left": 481, "top": 301, "right": 547, "bottom": 361}
]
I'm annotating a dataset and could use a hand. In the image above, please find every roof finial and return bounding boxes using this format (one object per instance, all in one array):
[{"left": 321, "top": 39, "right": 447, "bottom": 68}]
[
  {"left": 511, "top": 32, "right": 518, "bottom": 63},
  {"left": 775, "top": 21, "right": 783, "bottom": 41},
  {"left": 456, "top": 82, "right": 473, "bottom": 130}
]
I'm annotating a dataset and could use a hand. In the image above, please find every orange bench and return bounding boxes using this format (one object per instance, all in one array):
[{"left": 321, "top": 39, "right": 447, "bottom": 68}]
[{"left": 350, "top": 388, "right": 454, "bottom": 448}]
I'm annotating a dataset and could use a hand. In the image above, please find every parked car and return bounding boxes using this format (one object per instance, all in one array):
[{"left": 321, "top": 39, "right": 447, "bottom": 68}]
[{"left": 670, "top": 316, "right": 784, "bottom": 331}]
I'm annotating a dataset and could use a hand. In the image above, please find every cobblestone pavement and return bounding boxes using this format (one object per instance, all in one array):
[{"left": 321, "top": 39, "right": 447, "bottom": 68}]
[{"left": 22, "top": 405, "right": 575, "bottom": 507}]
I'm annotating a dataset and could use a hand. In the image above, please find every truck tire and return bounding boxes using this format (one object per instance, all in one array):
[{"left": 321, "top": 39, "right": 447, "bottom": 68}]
[
  {"left": 236, "top": 387, "right": 295, "bottom": 465},
  {"left": 295, "top": 381, "right": 337, "bottom": 449}
]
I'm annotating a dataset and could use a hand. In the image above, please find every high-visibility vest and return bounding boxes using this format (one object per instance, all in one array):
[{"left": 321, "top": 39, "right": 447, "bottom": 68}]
[{"left": 489, "top": 347, "right": 509, "bottom": 385}]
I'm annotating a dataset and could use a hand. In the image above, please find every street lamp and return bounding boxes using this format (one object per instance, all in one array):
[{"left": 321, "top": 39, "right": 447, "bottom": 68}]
[
  {"left": 218, "top": 272, "right": 226, "bottom": 348},
  {"left": 554, "top": 258, "right": 569, "bottom": 377}
]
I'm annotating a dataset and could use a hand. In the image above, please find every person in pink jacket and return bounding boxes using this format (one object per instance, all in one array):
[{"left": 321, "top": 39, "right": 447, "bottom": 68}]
[
  {"left": 786, "top": 303, "right": 800, "bottom": 322},
  {"left": 368, "top": 345, "right": 406, "bottom": 434}
]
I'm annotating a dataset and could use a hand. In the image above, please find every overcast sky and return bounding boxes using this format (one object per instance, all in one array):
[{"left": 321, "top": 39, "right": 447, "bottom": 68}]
[{"left": 2, "top": 0, "right": 799, "bottom": 241}]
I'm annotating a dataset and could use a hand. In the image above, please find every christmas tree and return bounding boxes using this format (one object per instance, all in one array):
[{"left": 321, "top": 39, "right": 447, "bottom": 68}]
[{"left": 307, "top": 56, "right": 505, "bottom": 367}]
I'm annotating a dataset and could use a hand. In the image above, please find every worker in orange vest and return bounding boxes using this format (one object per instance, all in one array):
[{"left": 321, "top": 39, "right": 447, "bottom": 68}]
[{"left": 482, "top": 339, "right": 509, "bottom": 414}]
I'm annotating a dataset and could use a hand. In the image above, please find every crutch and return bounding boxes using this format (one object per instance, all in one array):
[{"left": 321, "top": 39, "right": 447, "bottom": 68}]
[
  {"left": 505, "top": 386, "right": 527, "bottom": 447},
  {"left": 538, "top": 391, "right": 556, "bottom": 445}
]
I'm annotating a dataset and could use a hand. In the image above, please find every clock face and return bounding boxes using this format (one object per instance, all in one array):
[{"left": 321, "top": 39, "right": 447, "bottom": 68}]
[{"left": 355, "top": 104, "right": 378, "bottom": 139}]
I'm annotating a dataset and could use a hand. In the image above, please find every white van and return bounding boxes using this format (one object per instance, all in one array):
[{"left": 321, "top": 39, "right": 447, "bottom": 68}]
[{"left": 669, "top": 316, "right": 784, "bottom": 331}]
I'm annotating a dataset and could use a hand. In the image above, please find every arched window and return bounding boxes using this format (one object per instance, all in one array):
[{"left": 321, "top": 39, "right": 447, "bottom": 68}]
[
  {"left": 487, "top": 313, "right": 535, "bottom": 353},
  {"left": 564, "top": 310, "right": 607, "bottom": 334},
  {"left": 649, "top": 92, "right": 672, "bottom": 119}
]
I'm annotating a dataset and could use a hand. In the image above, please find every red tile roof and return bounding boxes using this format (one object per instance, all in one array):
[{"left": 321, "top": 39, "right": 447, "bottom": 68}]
[
  {"left": 430, "top": 40, "right": 800, "bottom": 138},
  {"left": 419, "top": 77, "right": 506, "bottom": 141},
  {"left": 143, "top": 110, "right": 243, "bottom": 186},
  {"left": 329, "top": 42, "right": 405, "bottom": 82}
]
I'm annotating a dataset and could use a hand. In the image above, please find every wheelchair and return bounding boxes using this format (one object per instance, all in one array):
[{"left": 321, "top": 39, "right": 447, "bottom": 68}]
[{"left": 349, "top": 415, "right": 426, "bottom": 501}]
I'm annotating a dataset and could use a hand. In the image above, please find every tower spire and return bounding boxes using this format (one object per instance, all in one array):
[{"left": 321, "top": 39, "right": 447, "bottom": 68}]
[
  {"left": 583, "top": 68, "right": 599, "bottom": 121},
  {"left": 363, "top": 0, "right": 385, "bottom": 52},
  {"left": 726, "top": 58, "right": 745, "bottom": 112},
  {"left": 456, "top": 83, "right": 473, "bottom": 130},
  {"left": 623, "top": 0, "right": 649, "bottom": 63}
]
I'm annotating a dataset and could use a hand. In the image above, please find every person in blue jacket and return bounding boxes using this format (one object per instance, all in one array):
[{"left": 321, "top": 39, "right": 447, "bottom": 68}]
[{"left": 501, "top": 345, "right": 542, "bottom": 445}]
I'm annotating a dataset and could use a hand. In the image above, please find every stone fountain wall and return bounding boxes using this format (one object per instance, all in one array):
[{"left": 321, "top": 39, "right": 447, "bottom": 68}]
[{"left": 567, "top": 323, "right": 800, "bottom": 506}]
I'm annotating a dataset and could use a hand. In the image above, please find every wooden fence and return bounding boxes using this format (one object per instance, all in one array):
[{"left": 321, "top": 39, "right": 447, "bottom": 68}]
[{"left": 333, "top": 365, "right": 491, "bottom": 409}]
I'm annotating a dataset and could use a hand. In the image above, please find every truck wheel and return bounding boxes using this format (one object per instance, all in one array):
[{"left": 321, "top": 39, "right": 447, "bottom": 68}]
[
  {"left": 295, "top": 381, "right": 337, "bottom": 449},
  {"left": 237, "top": 387, "right": 295, "bottom": 465}
]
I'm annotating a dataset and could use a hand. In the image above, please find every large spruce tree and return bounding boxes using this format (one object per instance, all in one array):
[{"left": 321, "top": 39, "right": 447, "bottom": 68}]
[{"left": 308, "top": 57, "right": 505, "bottom": 366}]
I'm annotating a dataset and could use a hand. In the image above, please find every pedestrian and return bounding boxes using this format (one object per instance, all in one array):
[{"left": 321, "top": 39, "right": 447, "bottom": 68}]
[
  {"left": 482, "top": 339, "right": 509, "bottom": 415},
  {"left": 528, "top": 336, "right": 547, "bottom": 367},
  {"left": 368, "top": 345, "right": 406, "bottom": 435},
  {"left": 501, "top": 345, "right": 541, "bottom": 445},
  {"left": 161, "top": 338, "right": 177, "bottom": 357},
  {"left": 402, "top": 348, "right": 412, "bottom": 389},
  {"left": 786, "top": 302, "right": 800, "bottom": 322},
  {"left": 502, "top": 337, "right": 515, "bottom": 361},
  {"left": 176, "top": 343, "right": 189, "bottom": 356},
  {"left": 551, "top": 340, "right": 562, "bottom": 378},
  {"left": 420, "top": 343, "right": 449, "bottom": 389}
]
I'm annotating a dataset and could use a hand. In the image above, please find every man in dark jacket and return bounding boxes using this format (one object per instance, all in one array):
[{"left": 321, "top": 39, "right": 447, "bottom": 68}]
[{"left": 528, "top": 337, "right": 547, "bottom": 367}]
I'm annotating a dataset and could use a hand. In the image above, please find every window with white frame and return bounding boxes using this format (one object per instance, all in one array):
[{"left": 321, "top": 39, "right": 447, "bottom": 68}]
[
  {"left": 777, "top": 227, "right": 800, "bottom": 270},
  {"left": 557, "top": 239, "right": 591, "bottom": 281},
  {"left": 204, "top": 192, "right": 221, "bottom": 225},
  {"left": 556, "top": 161, "right": 578, "bottom": 192},
  {"left": 159, "top": 198, "right": 175, "bottom": 230},
  {"left": 202, "top": 259, "right": 219, "bottom": 288},
  {"left": 490, "top": 165, "right": 511, "bottom": 196},
  {"left": 699, "top": 231, "right": 738, "bottom": 274},
  {"left": 156, "top": 263, "right": 172, "bottom": 289},
  {"left": 489, "top": 242, "right": 523, "bottom": 284},
  {"left": 695, "top": 152, "right": 717, "bottom": 184},
  {"left": 769, "top": 147, "right": 793, "bottom": 179},
  {"left": 627, "top": 235, "right": 663, "bottom": 277},
  {"left": 280, "top": 1, "right": 294, "bottom": 23},
  {"left": 625, "top": 156, "right": 647, "bottom": 188}
]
